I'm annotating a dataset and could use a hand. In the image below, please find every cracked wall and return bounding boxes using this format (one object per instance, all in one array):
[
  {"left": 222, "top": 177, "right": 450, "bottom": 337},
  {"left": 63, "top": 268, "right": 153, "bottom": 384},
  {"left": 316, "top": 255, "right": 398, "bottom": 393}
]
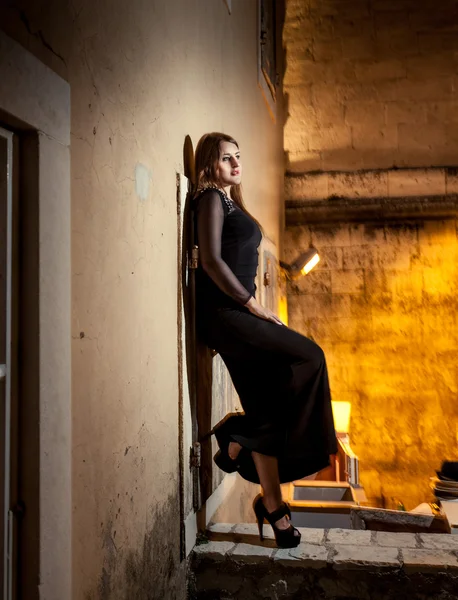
[{"left": 0, "top": 1, "right": 284, "bottom": 598}]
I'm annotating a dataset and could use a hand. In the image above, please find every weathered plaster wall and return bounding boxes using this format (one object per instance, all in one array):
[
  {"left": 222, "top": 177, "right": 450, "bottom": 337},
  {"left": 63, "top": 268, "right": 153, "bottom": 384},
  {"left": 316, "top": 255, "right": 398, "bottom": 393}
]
[
  {"left": 285, "top": 218, "right": 458, "bottom": 509},
  {"left": 284, "top": 0, "right": 458, "bottom": 172},
  {"left": 0, "top": 1, "right": 284, "bottom": 598}
]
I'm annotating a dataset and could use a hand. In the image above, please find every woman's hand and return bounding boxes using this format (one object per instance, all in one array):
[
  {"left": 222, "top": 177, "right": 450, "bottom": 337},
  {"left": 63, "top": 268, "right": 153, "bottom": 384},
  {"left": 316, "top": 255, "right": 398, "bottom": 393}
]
[{"left": 245, "top": 297, "right": 284, "bottom": 326}]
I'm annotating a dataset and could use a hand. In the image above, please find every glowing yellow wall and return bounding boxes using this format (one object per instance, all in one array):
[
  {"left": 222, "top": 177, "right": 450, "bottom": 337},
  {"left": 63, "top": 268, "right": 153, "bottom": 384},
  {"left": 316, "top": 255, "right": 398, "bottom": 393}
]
[{"left": 285, "top": 219, "right": 458, "bottom": 510}]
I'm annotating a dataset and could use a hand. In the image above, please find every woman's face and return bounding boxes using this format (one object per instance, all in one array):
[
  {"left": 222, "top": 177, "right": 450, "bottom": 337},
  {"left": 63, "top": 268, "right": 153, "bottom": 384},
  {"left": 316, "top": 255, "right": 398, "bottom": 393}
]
[{"left": 217, "top": 141, "right": 242, "bottom": 188}]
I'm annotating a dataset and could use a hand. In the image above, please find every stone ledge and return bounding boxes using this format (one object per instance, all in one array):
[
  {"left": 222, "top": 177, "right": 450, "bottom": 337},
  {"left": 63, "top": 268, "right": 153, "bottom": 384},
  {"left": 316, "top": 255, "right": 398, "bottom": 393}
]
[
  {"left": 274, "top": 542, "right": 329, "bottom": 568},
  {"left": 326, "top": 527, "right": 372, "bottom": 546},
  {"left": 196, "top": 527, "right": 458, "bottom": 574},
  {"left": 190, "top": 537, "right": 458, "bottom": 600},
  {"left": 207, "top": 523, "right": 236, "bottom": 536},
  {"left": 420, "top": 534, "right": 458, "bottom": 550},
  {"left": 207, "top": 522, "right": 324, "bottom": 547},
  {"left": 330, "top": 544, "right": 401, "bottom": 570},
  {"left": 208, "top": 524, "right": 427, "bottom": 550},
  {"left": 229, "top": 543, "right": 274, "bottom": 564},
  {"left": 401, "top": 548, "right": 458, "bottom": 573},
  {"left": 285, "top": 194, "right": 458, "bottom": 225},
  {"left": 285, "top": 168, "right": 458, "bottom": 202},
  {"left": 192, "top": 541, "right": 235, "bottom": 562},
  {"left": 375, "top": 531, "right": 420, "bottom": 548}
]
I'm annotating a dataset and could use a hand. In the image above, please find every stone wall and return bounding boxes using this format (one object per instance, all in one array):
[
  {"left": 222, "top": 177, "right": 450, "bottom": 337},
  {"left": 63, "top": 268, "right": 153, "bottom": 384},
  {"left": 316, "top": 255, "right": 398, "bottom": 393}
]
[
  {"left": 283, "top": 0, "right": 458, "bottom": 510},
  {"left": 190, "top": 530, "right": 458, "bottom": 600},
  {"left": 284, "top": 0, "right": 458, "bottom": 173},
  {"left": 284, "top": 216, "right": 458, "bottom": 509}
]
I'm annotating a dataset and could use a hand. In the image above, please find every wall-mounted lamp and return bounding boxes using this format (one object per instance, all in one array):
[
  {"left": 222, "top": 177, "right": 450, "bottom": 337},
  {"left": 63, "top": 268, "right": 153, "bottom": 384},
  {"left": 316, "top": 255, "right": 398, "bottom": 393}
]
[{"left": 279, "top": 247, "right": 320, "bottom": 280}]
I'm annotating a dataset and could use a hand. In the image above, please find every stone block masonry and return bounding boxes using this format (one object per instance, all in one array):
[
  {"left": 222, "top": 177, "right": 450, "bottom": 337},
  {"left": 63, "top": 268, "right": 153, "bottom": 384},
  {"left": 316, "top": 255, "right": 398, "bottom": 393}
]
[
  {"left": 281, "top": 0, "right": 458, "bottom": 552},
  {"left": 190, "top": 528, "right": 458, "bottom": 599},
  {"left": 283, "top": 0, "right": 458, "bottom": 172},
  {"left": 284, "top": 216, "right": 458, "bottom": 510}
]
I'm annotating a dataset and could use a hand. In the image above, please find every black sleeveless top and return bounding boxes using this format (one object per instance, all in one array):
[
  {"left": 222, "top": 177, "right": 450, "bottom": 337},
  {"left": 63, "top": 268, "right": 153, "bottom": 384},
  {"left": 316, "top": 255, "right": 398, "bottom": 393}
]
[{"left": 193, "top": 189, "right": 262, "bottom": 313}]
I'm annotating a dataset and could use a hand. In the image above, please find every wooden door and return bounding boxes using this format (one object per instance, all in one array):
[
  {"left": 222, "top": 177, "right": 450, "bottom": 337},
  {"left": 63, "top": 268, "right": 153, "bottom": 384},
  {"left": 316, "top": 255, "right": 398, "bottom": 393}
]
[{"left": 0, "top": 125, "right": 17, "bottom": 600}]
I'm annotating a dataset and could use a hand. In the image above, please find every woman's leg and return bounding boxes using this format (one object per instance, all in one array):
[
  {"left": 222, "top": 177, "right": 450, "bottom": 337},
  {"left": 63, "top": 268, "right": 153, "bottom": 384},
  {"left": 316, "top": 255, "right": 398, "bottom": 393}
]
[
  {"left": 252, "top": 451, "right": 299, "bottom": 534},
  {"left": 228, "top": 441, "right": 242, "bottom": 460},
  {"left": 210, "top": 310, "right": 337, "bottom": 484}
]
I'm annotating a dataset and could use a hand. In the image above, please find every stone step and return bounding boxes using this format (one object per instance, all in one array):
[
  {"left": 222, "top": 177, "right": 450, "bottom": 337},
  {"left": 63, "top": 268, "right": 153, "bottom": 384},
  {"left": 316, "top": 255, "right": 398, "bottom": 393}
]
[
  {"left": 189, "top": 525, "right": 458, "bottom": 600},
  {"left": 206, "top": 522, "right": 325, "bottom": 548}
]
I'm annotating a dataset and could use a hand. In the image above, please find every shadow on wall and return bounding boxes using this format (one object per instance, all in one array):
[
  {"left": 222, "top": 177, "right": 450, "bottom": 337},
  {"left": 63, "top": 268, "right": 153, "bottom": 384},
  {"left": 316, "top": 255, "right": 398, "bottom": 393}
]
[
  {"left": 181, "top": 134, "right": 219, "bottom": 510},
  {"left": 182, "top": 133, "right": 198, "bottom": 455}
]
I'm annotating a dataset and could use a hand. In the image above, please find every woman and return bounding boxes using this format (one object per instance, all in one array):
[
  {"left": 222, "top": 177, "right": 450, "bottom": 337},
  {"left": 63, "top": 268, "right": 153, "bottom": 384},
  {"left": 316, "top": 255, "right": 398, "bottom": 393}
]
[{"left": 193, "top": 132, "right": 337, "bottom": 548}]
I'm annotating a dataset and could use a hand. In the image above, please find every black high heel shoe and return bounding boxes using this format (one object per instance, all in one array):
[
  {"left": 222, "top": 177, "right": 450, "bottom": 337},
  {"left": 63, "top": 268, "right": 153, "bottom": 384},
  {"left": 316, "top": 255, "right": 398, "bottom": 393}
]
[
  {"left": 253, "top": 494, "right": 301, "bottom": 549},
  {"left": 204, "top": 413, "right": 245, "bottom": 473}
]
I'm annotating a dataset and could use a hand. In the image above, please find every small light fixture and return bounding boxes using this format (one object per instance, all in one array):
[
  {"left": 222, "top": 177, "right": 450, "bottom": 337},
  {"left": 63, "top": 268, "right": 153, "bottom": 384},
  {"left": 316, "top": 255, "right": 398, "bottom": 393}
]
[{"left": 279, "top": 247, "right": 320, "bottom": 279}]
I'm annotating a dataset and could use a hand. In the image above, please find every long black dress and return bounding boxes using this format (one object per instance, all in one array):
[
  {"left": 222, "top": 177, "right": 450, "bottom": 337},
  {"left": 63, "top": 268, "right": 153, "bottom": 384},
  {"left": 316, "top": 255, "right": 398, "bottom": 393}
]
[{"left": 194, "top": 188, "right": 337, "bottom": 484}]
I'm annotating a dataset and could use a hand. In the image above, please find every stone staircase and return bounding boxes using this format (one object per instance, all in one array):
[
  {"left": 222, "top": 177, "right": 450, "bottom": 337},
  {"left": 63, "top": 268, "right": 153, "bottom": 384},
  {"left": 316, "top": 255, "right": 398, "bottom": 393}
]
[{"left": 189, "top": 524, "right": 458, "bottom": 600}]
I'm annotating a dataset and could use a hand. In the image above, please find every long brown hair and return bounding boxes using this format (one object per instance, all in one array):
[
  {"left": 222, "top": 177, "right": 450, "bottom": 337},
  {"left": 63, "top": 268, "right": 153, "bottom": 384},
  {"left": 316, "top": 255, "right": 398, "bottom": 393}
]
[{"left": 193, "top": 132, "right": 262, "bottom": 229}]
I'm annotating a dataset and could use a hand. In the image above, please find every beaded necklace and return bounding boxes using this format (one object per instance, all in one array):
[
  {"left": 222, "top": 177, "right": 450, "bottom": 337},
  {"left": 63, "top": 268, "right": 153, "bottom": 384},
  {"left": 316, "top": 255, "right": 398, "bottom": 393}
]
[{"left": 198, "top": 186, "right": 236, "bottom": 214}]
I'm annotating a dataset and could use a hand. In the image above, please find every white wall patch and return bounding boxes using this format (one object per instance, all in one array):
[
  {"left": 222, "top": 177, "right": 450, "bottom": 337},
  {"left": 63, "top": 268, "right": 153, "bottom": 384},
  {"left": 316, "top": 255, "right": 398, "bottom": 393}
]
[{"left": 135, "top": 163, "right": 153, "bottom": 202}]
